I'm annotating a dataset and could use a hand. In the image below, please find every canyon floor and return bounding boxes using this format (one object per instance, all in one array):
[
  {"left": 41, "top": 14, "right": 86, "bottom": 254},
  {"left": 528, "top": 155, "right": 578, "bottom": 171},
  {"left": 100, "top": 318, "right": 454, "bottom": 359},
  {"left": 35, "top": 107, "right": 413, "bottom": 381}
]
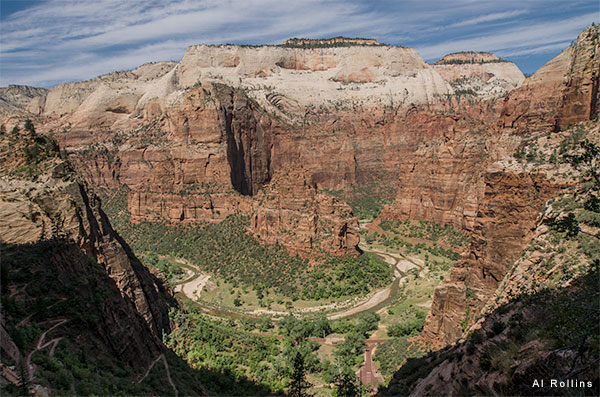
[{"left": 1, "top": 25, "right": 598, "bottom": 397}]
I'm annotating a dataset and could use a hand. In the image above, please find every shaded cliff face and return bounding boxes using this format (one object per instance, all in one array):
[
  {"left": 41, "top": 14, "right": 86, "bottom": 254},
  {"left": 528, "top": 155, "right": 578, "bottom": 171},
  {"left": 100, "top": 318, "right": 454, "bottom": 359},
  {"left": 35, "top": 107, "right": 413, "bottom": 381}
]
[
  {"left": 500, "top": 25, "right": 599, "bottom": 132},
  {"left": 421, "top": 165, "right": 565, "bottom": 346},
  {"left": 379, "top": 132, "right": 600, "bottom": 395},
  {"left": 0, "top": 130, "right": 170, "bottom": 372},
  {"left": 212, "top": 83, "right": 272, "bottom": 195},
  {"left": 380, "top": 272, "right": 599, "bottom": 397}
]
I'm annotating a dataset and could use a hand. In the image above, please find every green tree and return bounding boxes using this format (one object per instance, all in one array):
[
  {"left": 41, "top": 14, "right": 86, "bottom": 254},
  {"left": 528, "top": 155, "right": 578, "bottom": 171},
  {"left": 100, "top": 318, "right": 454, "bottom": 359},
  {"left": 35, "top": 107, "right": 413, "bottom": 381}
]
[
  {"left": 550, "top": 213, "right": 580, "bottom": 237},
  {"left": 356, "top": 312, "right": 379, "bottom": 336},
  {"left": 584, "top": 195, "right": 600, "bottom": 213},
  {"left": 564, "top": 139, "right": 599, "bottom": 188},
  {"left": 288, "top": 351, "right": 313, "bottom": 397},
  {"left": 332, "top": 368, "right": 361, "bottom": 397},
  {"left": 144, "top": 252, "right": 159, "bottom": 267},
  {"left": 0, "top": 124, "right": 6, "bottom": 136},
  {"left": 24, "top": 119, "right": 36, "bottom": 138}
]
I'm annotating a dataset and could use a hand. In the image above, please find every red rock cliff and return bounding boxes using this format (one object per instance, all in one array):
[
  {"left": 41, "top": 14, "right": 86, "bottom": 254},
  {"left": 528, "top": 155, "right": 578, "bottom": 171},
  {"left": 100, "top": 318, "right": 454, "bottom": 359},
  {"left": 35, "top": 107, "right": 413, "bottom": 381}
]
[
  {"left": 249, "top": 167, "right": 359, "bottom": 256},
  {"left": 500, "top": 25, "right": 599, "bottom": 133},
  {"left": 0, "top": 132, "right": 171, "bottom": 369}
]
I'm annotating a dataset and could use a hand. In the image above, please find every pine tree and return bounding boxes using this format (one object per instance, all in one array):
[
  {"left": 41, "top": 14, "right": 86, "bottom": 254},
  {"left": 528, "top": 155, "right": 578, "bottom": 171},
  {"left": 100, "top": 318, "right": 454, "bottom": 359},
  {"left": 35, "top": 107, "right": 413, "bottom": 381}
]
[
  {"left": 18, "top": 359, "right": 30, "bottom": 395},
  {"left": 333, "top": 369, "right": 361, "bottom": 397},
  {"left": 289, "top": 351, "right": 313, "bottom": 397},
  {"left": 24, "top": 119, "right": 36, "bottom": 138}
]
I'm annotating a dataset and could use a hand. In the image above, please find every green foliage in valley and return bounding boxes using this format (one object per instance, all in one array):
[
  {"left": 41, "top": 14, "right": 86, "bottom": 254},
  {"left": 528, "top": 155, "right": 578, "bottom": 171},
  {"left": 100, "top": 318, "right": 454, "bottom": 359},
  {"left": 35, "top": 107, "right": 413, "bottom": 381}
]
[
  {"left": 378, "top": 219, "right": 470, "bottom": 249},
  {"left": 373, "top": 337, "right": 424, "bottom": 379},
  {"left": 323, "top": 184, "right": 395, "bottom": 221},
  {"left": 166, "top": 308, "right": 285, "bottom": 395},
  {"left": 101, "top": 186, "right": 391, "bottom": 301},
  {"left": 386, "top": 312, "right": 425, "bottom": 338},
  {"left": 143, "top": 252, "right": 185, "bottom": 286}
]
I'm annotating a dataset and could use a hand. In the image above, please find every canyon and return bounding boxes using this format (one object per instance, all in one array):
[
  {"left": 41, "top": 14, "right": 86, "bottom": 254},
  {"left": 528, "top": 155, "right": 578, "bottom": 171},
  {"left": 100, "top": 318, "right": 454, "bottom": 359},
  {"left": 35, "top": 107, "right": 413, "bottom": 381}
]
[
  {"left": 1, "top": 24, "right": 599, "bottom": 395},
  {"left": 0, "top": 130, "right": 207, "bottom": 394},
  {"left": 0, "top": 35, "right": 530, "bottom": 257}
]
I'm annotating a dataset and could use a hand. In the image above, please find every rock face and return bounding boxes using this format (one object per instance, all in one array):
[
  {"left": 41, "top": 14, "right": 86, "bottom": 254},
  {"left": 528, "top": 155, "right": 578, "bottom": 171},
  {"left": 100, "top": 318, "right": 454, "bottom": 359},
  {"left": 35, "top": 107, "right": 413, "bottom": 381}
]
[
  {"left": 379, "top": 126, "right": 490, "bottom": 231},
  {"left": 421, "top": 163, "right": 565, "bottom": 346},
  {"left": 0, "top": 84, "right": 47, "bottom": 118},
  {"left": 433, "top": 52, "right": 525, "bottom": 100},
  {"left": 1, "top": 28, "right": 597, "bottom": 347},
  {"left": 0, "top": 41, "right": 524, "bottom": 260},
  {"left": 500, "top": 25, "right": 599, "bottom": 132},
  {"left": 0, "top": 131, "right": 170, "bottom": 369},
  {"left": 418, "top": 26, "right": 600, "bottom": 348},
  {"left": 380, "top": 137, "right": 600, "bottom": 395},
  {"left": 249, "top": 167, "right": 359, "bottom": 256}
]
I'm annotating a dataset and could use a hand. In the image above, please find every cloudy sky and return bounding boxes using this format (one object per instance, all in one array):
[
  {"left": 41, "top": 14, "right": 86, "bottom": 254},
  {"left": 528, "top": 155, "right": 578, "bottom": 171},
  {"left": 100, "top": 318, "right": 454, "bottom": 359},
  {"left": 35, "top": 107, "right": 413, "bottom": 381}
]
[{"left": 1, "top": 0, "right": 597, "bottom": 88}]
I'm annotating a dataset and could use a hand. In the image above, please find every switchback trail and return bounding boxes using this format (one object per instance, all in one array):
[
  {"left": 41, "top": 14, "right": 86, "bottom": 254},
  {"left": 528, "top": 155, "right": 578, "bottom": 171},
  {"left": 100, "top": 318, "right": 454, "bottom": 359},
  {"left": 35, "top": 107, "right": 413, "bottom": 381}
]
[
  {"left": 26, "top": 319, "right": 67, "bottom": 381},
  {"left": 138, "top": 353, "right": 178, "bottom": 396}
]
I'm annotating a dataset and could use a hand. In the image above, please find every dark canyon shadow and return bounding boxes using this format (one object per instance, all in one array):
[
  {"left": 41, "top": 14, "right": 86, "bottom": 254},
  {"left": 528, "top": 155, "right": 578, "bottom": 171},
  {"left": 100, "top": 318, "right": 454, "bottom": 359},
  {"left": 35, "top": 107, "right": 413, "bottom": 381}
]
[{"left": 377, "top": 263, "right": 599, "bottom": 397}]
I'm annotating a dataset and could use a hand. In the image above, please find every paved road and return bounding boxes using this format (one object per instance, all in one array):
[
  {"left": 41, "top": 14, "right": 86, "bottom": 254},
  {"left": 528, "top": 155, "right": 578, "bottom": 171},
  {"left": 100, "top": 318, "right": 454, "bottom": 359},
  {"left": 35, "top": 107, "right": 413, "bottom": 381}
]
[{"left": 358, "top": 342, "right": 385, "bottom": 391}]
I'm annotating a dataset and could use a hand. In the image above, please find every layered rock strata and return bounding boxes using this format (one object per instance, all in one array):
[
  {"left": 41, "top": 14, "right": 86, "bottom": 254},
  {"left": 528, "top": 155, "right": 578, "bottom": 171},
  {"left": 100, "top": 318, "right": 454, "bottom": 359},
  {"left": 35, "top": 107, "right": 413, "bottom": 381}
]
[
  {"left": 500, "top": 25, "right": 599, "bottom": 132},
  {"left": 0, "top": 132, "right": 170, "bottom": 368},
  {"left": 249, "top": 167, "right": 359, "bottom": 256}
]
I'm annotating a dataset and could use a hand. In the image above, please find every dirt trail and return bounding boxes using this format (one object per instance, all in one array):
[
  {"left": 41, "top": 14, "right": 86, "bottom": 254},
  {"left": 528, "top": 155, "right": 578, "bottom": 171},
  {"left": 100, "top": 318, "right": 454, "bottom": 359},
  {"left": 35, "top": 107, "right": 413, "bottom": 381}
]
[
  {"left": 26, "top": 319, "right": 67, "bottom": 381},
  {"left": 357, "top": 342, "right": 385, "bottom": 391},
  {"left": 138, "top": 353, "right": 178, "bottom": 396}
]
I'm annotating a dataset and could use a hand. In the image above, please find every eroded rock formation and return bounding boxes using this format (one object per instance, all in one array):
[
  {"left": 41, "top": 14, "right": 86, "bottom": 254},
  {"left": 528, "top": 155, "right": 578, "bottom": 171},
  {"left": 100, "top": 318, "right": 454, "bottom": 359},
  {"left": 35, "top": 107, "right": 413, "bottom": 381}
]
[
  {"left": 500, "top": 25, "right": 599, "bottom": 132},
  {"left": 0, "top": 28, "right": 598, "bottom": 354},
  {"left": 419, "top": 25, "right": 599, "bottom": 347},
  {"left": 249, "top": 167, "right": 359, "bottom": 256},
  {"left": 0, "top": 131, "right": 170, "bottom": 369},
  {"left": 422, "top": 163, "right": 566, "bottom": 346}
]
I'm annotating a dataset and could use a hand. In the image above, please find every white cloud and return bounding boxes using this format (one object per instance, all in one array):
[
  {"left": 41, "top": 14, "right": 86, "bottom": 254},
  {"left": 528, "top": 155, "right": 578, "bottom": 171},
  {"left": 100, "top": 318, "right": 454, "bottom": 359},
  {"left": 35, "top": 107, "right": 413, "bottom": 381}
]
[
  {"left": 0, "top": 0, "right": 597, "bottom": 86},
  {"left": 497, "top": 41, "right": 572, "bottom": 57},
  {"left": 416, "top": 12, "right": 597, "bottom": 59},
  {"left": 448, "top": 10, "right": 528, "bottom": 28}
]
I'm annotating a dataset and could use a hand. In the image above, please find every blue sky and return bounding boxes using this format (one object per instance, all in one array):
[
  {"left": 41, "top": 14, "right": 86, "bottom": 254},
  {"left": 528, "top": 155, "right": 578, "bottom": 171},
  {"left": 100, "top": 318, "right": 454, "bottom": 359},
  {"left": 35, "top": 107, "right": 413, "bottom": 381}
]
[{"left": 1, "top": 0, "right": 598, "bottom": 88}]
